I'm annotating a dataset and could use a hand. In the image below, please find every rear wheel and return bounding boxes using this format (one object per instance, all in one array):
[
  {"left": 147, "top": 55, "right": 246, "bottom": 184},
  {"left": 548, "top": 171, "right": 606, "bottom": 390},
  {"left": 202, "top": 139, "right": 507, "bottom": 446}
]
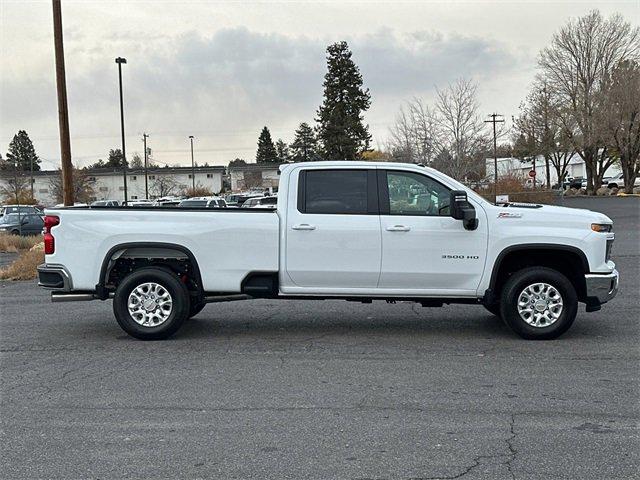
[
  {"left": 113, "top": 267, "right": 190, "bottom": 340},
  {"left": 500, "top": 267, "right": 577, "bottom": 340}
]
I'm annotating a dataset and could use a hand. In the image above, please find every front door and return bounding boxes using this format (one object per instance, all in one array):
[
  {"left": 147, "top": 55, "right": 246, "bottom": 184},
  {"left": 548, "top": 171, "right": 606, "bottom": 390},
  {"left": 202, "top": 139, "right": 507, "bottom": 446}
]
[
  {"left": 285, "top": 168, "right": 381, "bottom": 289},
  {"left": 378, "top": 170, "right": 487, "bottom": 294}
]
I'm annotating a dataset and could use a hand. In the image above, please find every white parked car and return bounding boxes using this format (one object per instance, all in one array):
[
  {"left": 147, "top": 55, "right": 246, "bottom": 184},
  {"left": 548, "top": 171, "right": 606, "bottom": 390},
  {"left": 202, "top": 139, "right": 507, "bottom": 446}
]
[
  {"left": 604, "top": 173, "right": 640, "bottom": 189},
  {"left": 124, "top": 199, "right": 154, "bottom": 207},
  {"left": 38, "top": 161, "right": 618, "bottom": 341},
  {"left": 91, "top": 200, "right": 120, "bottom": 207},
  {"left": 53, "top": 202, "right": 88, "bottom": 208},
  {"left": 241, "top": 196, "right": 278, "bottom": 209},
  {"left": 178, "top": 196, "right": 227, "bottom": 208}
]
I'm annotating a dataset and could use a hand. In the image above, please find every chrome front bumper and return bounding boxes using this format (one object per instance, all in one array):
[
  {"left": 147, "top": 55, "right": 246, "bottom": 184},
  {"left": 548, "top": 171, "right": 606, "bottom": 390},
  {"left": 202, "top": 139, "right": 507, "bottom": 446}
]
[{"left": 585, "top": 269, "right": 619, "bottom": 305}]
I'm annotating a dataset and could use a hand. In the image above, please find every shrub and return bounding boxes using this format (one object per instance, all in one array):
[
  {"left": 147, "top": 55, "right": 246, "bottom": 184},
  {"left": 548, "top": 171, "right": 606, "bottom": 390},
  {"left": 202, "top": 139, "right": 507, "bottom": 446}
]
[
  {"left": 0, "top": 234, "right": 42, "bottom": 253},
  {"left": 183, "top": 186, "right": 214, "bottom": 197},
  {"left": 0, "top": 248, "right": 43, "bottom": 280}
]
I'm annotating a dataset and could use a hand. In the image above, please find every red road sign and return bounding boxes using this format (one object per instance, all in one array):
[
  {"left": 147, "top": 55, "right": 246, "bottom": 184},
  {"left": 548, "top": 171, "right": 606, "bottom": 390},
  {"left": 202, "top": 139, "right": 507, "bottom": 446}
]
[{"left": 528, "top": 170, "right": 536, "bottom": 178}]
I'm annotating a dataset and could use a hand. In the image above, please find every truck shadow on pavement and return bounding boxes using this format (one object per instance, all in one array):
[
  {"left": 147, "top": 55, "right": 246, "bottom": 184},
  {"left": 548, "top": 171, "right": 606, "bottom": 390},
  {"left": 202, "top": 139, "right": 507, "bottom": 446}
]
[{"left": 170, "top": 310, "right": 572, "bottom": 343}]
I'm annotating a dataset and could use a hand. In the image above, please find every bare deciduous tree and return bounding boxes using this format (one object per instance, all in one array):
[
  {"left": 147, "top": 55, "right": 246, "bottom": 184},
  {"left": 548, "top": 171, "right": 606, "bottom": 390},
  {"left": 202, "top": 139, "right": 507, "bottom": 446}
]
[
  {"left": 151, "top": 176, "right": 179, "bottom": 198},
  {"left": 433, "top": 78, "right": 488, "bottom": 180},
  {"left": 538, "top": 10, "right": 640, "bottom": 193},
  {"left": 514, "top": 81, "right": 576, "bottom": 188},
  {"left": 601, "top": 60, "right": 640, "bottom": 193},
  {"left": 387, "top": 79, "right": 487, "bottom": 181},
  {"left": 0, "top": 173, "right": 32, "bottom": 204},
  {"left": 49, "top": 168, "right": 95, "bottom": 204}
]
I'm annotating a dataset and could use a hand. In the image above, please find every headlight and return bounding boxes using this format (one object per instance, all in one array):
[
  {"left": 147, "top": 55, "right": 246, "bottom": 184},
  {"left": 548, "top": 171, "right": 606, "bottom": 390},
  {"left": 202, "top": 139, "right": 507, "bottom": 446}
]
[{"left": 591, "top": 223, "right": 612, "bottom": 233}]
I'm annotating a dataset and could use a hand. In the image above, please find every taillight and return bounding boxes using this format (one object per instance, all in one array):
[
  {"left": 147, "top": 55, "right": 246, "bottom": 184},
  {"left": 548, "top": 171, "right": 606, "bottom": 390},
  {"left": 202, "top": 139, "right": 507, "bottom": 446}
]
[{"left": 43, "top": 215, "right": 60, "bottom": 255}]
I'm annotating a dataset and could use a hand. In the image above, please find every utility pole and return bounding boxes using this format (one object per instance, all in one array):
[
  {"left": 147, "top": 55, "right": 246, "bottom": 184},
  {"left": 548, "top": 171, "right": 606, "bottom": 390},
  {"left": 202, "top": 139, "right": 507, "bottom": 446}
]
[
  {"left": 485, "top": 113, "right": 505, "bottom": 202},
  {"left": 143, "top": 133, "right": 149, "bottom": 199},
  {"left": 115, "top": 57, "right": 128, "bottom": 203},
  {"left": 52, "top": 0, "right": 74, "bottom": 206},
  {"left": 189, "top": 135, "right": 195, "bottom": 192}
]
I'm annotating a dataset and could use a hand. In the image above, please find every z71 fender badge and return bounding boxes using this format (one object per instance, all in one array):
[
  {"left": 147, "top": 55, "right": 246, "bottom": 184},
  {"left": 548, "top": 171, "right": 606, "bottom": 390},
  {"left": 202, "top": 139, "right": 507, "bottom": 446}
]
[{"left": 498, "top": 212, "right": 522, "bottom": 219}]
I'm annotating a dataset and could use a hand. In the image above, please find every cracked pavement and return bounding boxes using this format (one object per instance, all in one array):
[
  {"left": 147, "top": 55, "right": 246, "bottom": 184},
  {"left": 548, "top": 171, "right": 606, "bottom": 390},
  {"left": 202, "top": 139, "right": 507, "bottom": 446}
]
[{"left": 1, "top": 197, "right": 638, "bottom": 479}]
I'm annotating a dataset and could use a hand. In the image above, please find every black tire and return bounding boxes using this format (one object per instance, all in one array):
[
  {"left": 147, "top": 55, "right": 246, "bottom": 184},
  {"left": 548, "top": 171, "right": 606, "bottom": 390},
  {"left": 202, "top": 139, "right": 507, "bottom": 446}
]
[
  {"left": 10, "top": 229, "right": 20, "bottom": 236},
  {"left": 113, "top": 267, "right": 191, "bottom": 340},
  {"left": 189, "top": 301, "right": 206, "bottom": 318},
  {"left": 500, "top": 267, "right": 577, "bottom": 340},
  {"left": 483, "top": 302, "right": 501, "bottom": 317}
]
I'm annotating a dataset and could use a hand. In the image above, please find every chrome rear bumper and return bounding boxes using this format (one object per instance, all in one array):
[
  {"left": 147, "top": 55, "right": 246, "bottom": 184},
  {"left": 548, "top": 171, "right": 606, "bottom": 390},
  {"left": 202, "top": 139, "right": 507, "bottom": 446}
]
[{"left": 37, "top": 264, "right": 72, "bottom": 291}]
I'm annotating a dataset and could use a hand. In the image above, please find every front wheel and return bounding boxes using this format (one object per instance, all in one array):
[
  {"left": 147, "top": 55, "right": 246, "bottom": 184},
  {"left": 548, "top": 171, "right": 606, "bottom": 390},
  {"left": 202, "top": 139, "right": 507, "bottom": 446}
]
[
  {"left": 113, "top": 267, "right": 191, "bottom": 340},
  {"left": 500, "top": 267, "right": 577, "bottom": 340}
]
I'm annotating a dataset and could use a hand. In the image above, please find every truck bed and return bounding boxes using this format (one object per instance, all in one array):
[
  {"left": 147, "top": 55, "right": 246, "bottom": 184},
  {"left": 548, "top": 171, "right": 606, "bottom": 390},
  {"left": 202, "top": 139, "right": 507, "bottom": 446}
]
[{"left": 44, "top": 207, "right": 280, "bottom": 292}]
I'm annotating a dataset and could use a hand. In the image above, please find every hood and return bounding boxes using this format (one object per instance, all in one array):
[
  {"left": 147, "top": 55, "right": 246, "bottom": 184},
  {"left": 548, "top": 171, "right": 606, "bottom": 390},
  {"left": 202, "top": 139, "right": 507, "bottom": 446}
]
[{"left": 490, "top": 203, "right": 612, "bottom": 228}]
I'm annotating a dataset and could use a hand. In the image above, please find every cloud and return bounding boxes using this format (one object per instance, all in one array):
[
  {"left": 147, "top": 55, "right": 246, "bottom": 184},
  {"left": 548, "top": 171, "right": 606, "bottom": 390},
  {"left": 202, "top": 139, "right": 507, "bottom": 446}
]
[{"left": 1, "top": 26, "right": 525, "bottom": 165}]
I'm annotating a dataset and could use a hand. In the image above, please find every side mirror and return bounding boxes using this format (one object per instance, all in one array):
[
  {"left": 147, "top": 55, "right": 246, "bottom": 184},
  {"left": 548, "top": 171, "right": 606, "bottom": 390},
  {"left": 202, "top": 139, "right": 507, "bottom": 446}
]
[{"left": 450, "top": 190, "right": 478, "bottom": 231}]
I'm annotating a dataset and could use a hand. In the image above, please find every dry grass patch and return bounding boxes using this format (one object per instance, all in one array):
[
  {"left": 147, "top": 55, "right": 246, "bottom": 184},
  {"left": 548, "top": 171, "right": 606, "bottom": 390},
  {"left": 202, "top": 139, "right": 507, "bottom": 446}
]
[
  {"left": 476, "top": 174, "right": 557, "bottom": 204},
  {"left": 0, "top": 248, "right": 44, "bottom": 280},
  {"left": 0, "top": 234, "right": 42, "bottom": 253}
]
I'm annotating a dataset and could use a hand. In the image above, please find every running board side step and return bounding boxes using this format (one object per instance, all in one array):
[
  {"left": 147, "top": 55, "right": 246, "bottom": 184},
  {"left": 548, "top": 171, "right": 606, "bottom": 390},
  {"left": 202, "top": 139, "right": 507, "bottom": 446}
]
[{"left": 203, "top": 294, "right": 252, "bottom": 303}]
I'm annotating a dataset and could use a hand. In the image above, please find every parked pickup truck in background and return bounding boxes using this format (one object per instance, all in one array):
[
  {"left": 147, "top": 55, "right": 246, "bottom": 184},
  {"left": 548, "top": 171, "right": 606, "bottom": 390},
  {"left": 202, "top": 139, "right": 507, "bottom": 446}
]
[{"left": 37, "top": 161, "right": 619, "bottom": 340}]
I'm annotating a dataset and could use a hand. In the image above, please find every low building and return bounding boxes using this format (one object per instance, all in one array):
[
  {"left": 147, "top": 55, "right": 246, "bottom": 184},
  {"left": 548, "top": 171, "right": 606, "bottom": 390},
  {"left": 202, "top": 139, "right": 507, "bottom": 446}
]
[
  {"left": 485, "top": 154, "right": 621, "bottom": 186},
  {"left": 0, "top": 166, "right": 224, "bottom": 206},
  {"left": 228, "top": 163, "right": 281, "bottom": 192}
]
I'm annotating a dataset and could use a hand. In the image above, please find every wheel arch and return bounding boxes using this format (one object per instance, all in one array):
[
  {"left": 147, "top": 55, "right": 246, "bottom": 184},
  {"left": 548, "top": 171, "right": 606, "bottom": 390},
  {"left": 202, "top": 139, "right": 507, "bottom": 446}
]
[
  {"left": 487, "top": 244, "right": 589, "bottom": 304},
  {"left": 96, "top": 242, "right": 204, "bottom": 299}
]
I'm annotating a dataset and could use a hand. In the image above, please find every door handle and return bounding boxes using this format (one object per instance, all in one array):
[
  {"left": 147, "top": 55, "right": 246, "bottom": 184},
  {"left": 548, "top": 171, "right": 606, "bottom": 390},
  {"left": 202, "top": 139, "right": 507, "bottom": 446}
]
[
  {"left": 292, "top": 224, "right": 316, "bottom": 231},
  {"left": 386, "top": 225, "right": 411, "bottom": 232}
]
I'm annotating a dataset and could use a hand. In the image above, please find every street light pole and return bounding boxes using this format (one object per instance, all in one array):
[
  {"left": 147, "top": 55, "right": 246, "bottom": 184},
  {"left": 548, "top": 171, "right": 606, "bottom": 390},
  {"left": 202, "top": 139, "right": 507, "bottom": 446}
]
[
  {"left": 30, "top": 156, "right": 34, "bottom": 200},
  {"left": 115, "top": 57, "right": 128, "bottom": 203},
  {"left": 143, "top": 133, "right": 149, "bottom": 199},
  {"left": 189, "top": 135, "right": 195, "bottom": 192}
]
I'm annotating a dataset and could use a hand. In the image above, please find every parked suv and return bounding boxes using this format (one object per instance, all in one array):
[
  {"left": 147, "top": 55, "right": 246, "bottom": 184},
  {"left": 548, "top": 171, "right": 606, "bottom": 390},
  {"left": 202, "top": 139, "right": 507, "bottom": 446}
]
[
  {"left": 0, "top": 204, "right": 43, "bottom": 217},
  {"left": 0, "top": 213, "right": 44, "bottom": 235}
]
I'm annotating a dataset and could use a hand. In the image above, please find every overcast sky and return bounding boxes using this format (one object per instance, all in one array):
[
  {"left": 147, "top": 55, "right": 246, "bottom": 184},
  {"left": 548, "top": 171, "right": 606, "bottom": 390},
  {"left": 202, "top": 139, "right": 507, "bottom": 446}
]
[{"left": 1, "top": 0, "right": 638, "bottom": 169}]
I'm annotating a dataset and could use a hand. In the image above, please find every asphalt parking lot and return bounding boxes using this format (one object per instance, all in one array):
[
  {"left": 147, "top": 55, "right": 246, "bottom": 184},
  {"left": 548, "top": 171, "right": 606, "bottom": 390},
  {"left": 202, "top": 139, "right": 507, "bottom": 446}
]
[{"left": 1, "top": 197, "right": 638, "bottom": 479}]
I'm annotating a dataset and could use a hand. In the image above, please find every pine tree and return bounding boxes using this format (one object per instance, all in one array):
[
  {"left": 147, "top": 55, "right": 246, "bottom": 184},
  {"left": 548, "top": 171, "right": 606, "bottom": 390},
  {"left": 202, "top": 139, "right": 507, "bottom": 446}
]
[
  {"left": 6, "top": 130, "right": 41, "bottom": 171},
  {"left": 256, "top": 127, "right": 278, "bottom": 163},
  {"left": 130, "top": 153, "right": 144, "bottom": 169},
  {"left": 316, "top": 41, "right": 371, "bottom": 160},
  {"left": 275, "top": 139, "right": 291, "bottom": 163},
  {"left": 290, "top": 122, "right": 320, "bottom": 162},
  {"left": 105, "top": 148, "right": 125, "bottom": 168}
]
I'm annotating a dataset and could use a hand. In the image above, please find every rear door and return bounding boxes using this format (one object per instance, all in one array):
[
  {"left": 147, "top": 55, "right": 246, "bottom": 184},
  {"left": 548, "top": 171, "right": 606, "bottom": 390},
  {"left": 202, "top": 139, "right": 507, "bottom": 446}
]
[
  {"left": 377, "top": 169, "right": 487, "bottom": 293},
  {"left": 284, "top": 168, "right": 381, "bottom": 289}
]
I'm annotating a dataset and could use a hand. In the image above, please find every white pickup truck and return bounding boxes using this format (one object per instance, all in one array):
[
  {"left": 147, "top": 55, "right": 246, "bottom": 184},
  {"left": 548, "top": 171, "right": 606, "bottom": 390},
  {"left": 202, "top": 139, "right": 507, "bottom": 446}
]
[{"left": 38, "top": 161, "right": 619, "bottom": 340}]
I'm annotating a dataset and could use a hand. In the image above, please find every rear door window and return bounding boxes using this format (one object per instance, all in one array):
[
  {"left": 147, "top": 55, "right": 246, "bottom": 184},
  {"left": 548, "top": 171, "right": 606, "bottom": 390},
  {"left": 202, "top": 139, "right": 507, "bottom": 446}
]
[{"left": 299, "top": 169, "right": 375, "bottom": 214}]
